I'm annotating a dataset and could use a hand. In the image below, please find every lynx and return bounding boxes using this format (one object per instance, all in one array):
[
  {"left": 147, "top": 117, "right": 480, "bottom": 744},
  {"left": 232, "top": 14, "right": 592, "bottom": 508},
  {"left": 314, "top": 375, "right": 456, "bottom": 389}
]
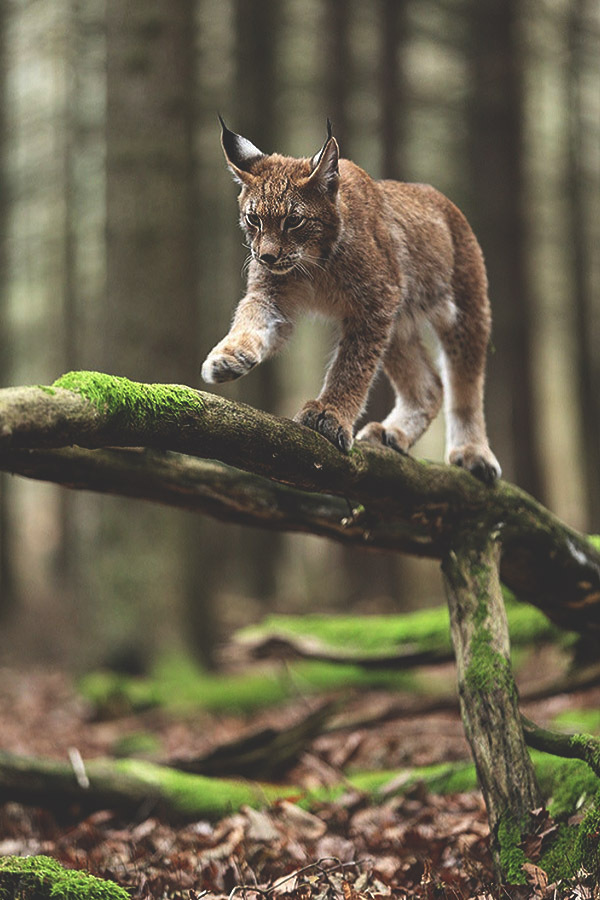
[{"left": 202, "top": 119, "right": 501, "bottom": 484}]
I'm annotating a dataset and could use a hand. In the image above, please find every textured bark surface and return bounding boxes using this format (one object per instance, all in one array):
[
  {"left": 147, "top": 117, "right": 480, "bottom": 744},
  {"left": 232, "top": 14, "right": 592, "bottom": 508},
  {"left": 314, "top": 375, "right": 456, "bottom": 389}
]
[
  {"left": 521, "top": 715, "right": 600, "bottom": 777},
  {"left": 1, "top": 373, "right": 599, "bottom": 635},
  {"left": 442, "top": 532, "right": 541, "bottom": 872}
]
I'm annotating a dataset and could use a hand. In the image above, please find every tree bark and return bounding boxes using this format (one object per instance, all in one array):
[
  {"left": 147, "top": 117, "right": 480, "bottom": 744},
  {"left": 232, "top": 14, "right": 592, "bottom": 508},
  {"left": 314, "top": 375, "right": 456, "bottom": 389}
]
[
  {"left": 568, "top": 0, "right": 600, "bottom": 529},
  {"left": 521, "top": 715, "right": 600, "bottom": 777},
  {"left": 465, "top": 0, "right": 544, "bottom": 500},
  {"left": 442, "top": 531, "right": 540, "bottom": 874},
  {"left": 0, "top": 372, "right": 600, "bottom": 635},
  {"left": 101, "top": 0, "right": 208, "bottom": 665},
  {"left": 232, "top": 0, "right": 286, "bottom": 610}
]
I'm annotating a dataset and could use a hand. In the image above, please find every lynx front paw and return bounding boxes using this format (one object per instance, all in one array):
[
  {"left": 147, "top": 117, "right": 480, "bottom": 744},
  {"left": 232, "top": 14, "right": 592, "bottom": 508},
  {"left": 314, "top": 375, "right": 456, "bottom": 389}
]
[
  {"left": 201, "top": 345, "right": 258, "bottom": 384},
  {"left": 356, "top": 421, "right": 410, "bottom": 454},
  {"left": 295, "top": 401, "right": 353, "bottom": 453},
  {"left": 449, "top": 444, "right": 501, "bottom": 486}
]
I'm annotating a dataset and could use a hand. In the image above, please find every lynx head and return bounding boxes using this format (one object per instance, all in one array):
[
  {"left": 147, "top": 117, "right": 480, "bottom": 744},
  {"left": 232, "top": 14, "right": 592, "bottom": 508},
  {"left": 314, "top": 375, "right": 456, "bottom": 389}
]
[{"left": 220, "top": 118, "right": 341, "bottom": 276}]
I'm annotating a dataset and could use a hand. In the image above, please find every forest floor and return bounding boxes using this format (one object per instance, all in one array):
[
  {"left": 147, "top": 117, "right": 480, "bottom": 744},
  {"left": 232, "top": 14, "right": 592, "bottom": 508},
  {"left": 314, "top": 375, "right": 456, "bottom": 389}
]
[{"left": 0, "top": 663, "right": 598, "bottom": 900}]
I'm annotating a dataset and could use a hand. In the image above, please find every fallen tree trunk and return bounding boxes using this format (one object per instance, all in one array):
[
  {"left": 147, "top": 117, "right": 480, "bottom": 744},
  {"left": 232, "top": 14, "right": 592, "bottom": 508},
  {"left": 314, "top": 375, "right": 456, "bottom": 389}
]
[{"left": 0, "top": 371, "right": 599, "bottom": 634}]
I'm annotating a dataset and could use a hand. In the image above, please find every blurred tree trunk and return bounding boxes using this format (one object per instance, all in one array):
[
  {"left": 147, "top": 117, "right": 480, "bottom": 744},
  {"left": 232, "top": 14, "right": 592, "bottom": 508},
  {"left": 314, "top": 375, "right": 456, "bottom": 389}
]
[
  {"left": 331, "top": 1, "right": 414, "bottom": 611},
  {"left": 101, "top": 0, "right": 215, "bottom": 665},
  {"left": 54, "top": 0, "right": 81, "bottom": 602},
  {"left": 323, "top": 0, "right": 351, "bottom": 152},
  {"left": 379, "top": 0, "right": 408, "bottom": 181},
  {"left": 104, "top": 1, "right": 198, "bottom": 382},
  {"left": 232, "top": 0, "right": 284, "bottom": 606},
  {"left": 568, "top": 0, "right": 600, "bottom": 529},
  {"left": 465, "top": 0, "right": 544, "bottom": 501},
  {"left": 0, "top": 0, "right": 15, "bottom": 619}
]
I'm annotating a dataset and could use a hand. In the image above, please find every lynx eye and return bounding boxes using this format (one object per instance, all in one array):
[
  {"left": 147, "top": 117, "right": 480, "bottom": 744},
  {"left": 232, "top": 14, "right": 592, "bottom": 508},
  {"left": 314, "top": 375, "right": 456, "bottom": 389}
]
[
  {"left": 284, "top": 214, "right": 305, "bottom": 231},
  {"left": 245, "top": 212, "right": 261, "bottom": 228}
]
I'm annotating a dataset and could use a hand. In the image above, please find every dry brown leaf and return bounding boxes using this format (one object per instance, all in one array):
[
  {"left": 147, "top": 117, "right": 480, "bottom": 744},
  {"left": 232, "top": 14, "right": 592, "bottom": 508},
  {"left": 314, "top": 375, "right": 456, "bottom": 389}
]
[{"left": 522, "top": 861, "right": 549, "bottom": 894}]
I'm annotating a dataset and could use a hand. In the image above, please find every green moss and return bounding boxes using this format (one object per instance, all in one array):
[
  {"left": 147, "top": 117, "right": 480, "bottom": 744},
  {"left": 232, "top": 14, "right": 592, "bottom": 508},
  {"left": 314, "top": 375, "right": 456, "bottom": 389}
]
[
  {"left": 465, "top": 626, "right": 513, "bottom": 695},
  {"left": 587, "top": 534, "right": 600, "bottom": 551},
  {"left": 112, "top": 731, "right": 161, "bottom": 759},
  {"left": 570, "top": 732, "right": 600, "bottom": 776},
  {"left": 574, "top": 791, "right": 600, "bottom": 876},
  {"left": 36, "top": 385, "right": 56, "bottom": 396},
  {"left": 538, "top": 822, "right": 580, "bottom": 881},
  {"left": 343, "top": 761, "right": 476, "bottom": 797},
  {"left": 538, "top": 757, "right": 599, "bottom": 819},
  {"left": 0, "top": 855, "right": 129, "bottom": 900},
  {"left": 497, "top": 814, "right": 528, "bottom": 885},
  {"left": 53, "top": 370, "right": 202, "bottom": 427},
  {"left": 241, "top": 608, "right": 454, "bottom": 656},
  {"left": 553, "top": 708, "right": 600, "bottom": 734},
  {"left": 238, "top": 598, "right": 561, "bottom": 661},
  {"left": 79, "top": 652, "right": 416, "bottom": 718},
  {"left": 109, "top": 758, "right": 296, "bottom": 817}
]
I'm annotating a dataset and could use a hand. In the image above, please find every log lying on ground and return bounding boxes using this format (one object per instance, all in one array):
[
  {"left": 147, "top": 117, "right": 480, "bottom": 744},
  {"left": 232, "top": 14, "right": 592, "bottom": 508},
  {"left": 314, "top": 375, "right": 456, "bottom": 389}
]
[
  {"left": 235, "top": 600, "right": 565, "bottom": 668},
  {"left": 0, "top": 743, "right": 595, "bottom": 822},
  {"left": 1, "top": 371, "right": 600, "bottom": 634}
]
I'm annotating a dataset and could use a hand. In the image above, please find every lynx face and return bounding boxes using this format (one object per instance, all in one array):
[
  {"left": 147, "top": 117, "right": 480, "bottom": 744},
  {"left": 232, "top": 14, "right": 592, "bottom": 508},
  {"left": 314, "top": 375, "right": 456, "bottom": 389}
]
[
  {"left": 238, "top": 176, "right": 340, "bottom": 276},
  {"left": 220, "top": 118, "right": 342, "bottom": 277}
]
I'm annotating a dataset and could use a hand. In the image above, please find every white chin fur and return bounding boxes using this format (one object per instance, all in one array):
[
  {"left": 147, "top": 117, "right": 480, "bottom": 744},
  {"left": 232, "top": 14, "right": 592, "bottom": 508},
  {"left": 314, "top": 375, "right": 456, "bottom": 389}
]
[{"left": 201, "top": 359, "right": 216, "bottom": 383}]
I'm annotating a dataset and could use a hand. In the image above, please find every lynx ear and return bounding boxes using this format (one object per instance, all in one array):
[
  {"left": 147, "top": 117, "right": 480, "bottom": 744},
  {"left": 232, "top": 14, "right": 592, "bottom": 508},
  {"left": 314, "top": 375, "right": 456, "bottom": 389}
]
[
  {"left": 308, "top": 122, "right": 339, "bottom": 193},
  {"left": 219, "top": 116, "right": 264, "bottom": 185}
]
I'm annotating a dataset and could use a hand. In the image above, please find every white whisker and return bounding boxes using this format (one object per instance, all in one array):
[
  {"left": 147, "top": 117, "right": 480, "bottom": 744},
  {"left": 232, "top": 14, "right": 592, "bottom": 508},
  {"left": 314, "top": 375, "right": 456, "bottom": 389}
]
[{"left": 241, "top": 253, "right": 253, "bottom": 277}]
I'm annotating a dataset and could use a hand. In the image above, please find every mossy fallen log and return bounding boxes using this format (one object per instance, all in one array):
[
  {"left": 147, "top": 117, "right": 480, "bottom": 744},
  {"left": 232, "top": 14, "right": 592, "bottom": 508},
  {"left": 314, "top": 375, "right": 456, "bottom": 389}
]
[
  {"left": 0, "top": 855, "right": 129, "bottom": 900},
  {"left": 78, "top": 652, "right": 420, "bottom": 720},
  {"left": 1, "top": 371, "right": 600, "bottom": 634},
  {"left": 236, "top": 597, "right": 567, "bottom": 666},
  {"left": 0, "top": 749, "right": 599, "bottom": 884},
  {"left": 0, "top": 746, "right": 595, "bottom": 818},
  {"left": 0, "top": 751, "right": 298, "bottom": 819}
]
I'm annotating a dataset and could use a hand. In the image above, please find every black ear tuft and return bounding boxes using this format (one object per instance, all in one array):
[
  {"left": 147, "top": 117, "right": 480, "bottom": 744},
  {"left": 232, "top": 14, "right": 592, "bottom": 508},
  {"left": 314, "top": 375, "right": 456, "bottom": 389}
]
[
  {"left": 309, "top": 122, "right": 339, "bottom": 193},
  {"left": 219, "top": 116, "right": 265, "bottom": 179},
  {"left": 312, "top": 119, "right": 335, "bottom": 169}
]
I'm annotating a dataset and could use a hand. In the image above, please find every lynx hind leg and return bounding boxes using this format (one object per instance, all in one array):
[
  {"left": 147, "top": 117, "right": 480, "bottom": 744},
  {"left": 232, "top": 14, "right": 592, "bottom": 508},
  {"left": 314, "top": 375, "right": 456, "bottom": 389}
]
[
  {"left": 356, "top": 329, "right": 443, "bottom": 454},
  {"left": 435, "top": 303, "right": 501, "bottom": 485}
]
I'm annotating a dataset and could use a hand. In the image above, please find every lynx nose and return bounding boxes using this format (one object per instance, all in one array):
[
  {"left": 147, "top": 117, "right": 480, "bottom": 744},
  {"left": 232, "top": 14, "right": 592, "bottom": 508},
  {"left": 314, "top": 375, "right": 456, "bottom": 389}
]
[{"left": 259, "top": 251, "right": 279, "bottom": 265}]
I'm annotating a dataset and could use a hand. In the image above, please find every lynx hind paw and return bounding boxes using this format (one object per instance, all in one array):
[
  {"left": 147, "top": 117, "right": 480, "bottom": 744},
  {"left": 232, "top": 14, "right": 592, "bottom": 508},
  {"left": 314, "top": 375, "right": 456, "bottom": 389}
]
[
  {"left": 295, "top": 401, "right": 353, "bottom": 453},
  {"left": 356, "top": 422, "right": 410, "bottom": 455},
  {"left": 201, "top": 345, "right": 258, "bottom": 384},
  {"left": 449, "top": 445, "right": 501, "bottom": 485}
]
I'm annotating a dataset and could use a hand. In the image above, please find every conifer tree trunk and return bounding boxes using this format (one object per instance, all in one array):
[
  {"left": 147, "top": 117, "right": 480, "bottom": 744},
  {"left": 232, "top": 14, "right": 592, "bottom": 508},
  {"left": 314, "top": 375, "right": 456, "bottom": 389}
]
[
  {"left": 379, "top": 0, "right": 408, "bottom": 181},
  {"left": 465, "top": 0, "right": 543, "bottom": 501},
  {"left": 100, "top": 0, "right": 201, "bottom": 663},
  {"left": 323, "top": 0, "right": 351, "bottom": 153},
  {"left": 232, "top": 0, "right": 284, "bottom": 607},
  {"left": 568, "top": 0, "right": 600, "bottom": 529},
  {"left": 0, "top": 0, "right": 14, "bottom": 619}
]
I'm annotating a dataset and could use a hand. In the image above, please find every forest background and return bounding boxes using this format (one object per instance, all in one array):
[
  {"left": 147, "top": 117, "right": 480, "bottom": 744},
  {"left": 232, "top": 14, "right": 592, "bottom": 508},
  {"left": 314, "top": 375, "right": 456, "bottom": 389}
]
[{"left": 0, "top": 0, "right": 598, "bottom": 674}]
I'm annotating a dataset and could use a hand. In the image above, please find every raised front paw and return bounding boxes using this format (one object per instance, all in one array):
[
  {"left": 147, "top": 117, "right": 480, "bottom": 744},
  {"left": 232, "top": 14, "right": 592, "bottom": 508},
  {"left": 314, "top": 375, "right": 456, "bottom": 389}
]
[
  {"left": 201, "top": 344, "right": 258, "bottom": 384},
  {"left": 448, "top": 444, "right": 502, "bottom": 486},
  {"left": 294, "top": 401, "right": 353, "bottom": 453}
]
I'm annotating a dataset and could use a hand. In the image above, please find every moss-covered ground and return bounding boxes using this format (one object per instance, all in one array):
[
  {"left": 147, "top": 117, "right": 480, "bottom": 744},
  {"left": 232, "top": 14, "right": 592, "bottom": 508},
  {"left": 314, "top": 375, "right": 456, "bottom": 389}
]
[
  {"left": 238, "top": 595, "right": 569, "bottom": 657},
  {"left": 0, "top": 855, "right": 128, "bottom": 900},
  {"left": 79, "top": 651, "right": 420, "bottom": 717}
]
